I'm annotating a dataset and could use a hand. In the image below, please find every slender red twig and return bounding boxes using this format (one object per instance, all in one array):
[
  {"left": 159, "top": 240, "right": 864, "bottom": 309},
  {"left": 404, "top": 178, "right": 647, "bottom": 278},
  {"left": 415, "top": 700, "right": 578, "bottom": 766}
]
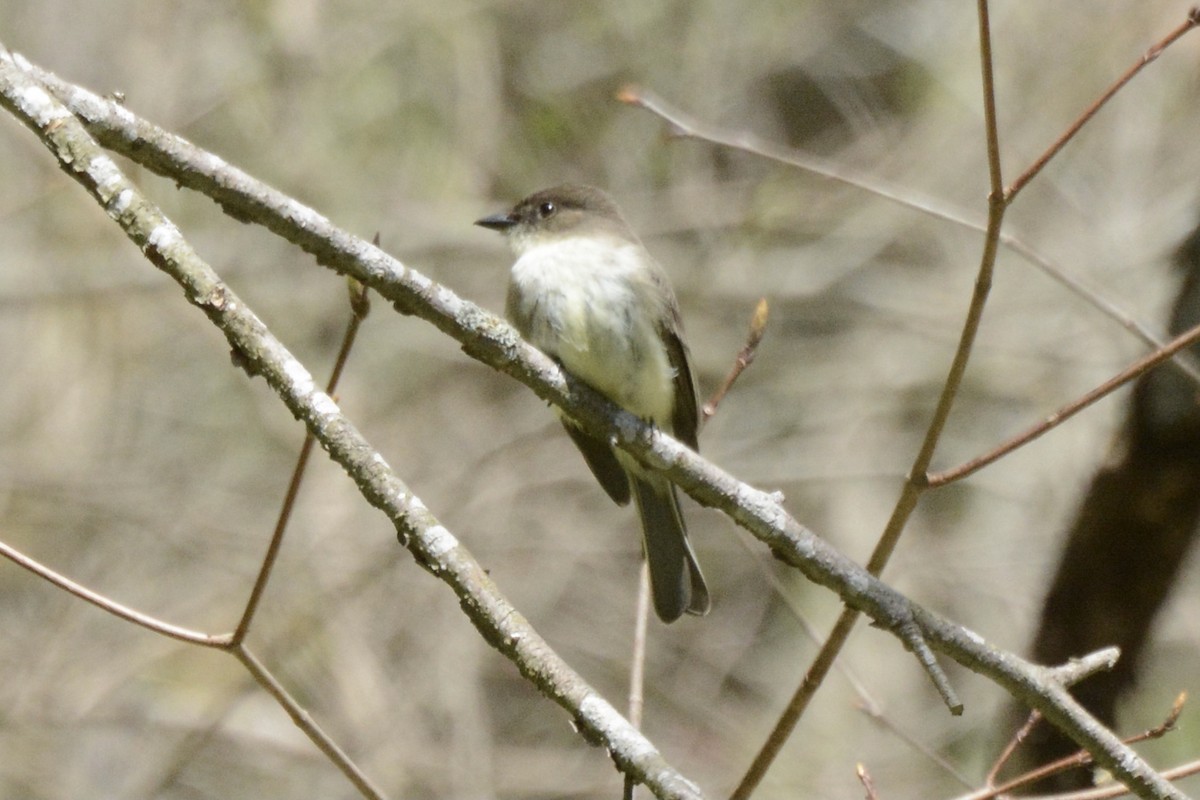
[
  {"left": 928, "top": 319, "right": 1200, "bottom": 486},
  {"left": 955, "top": 693, "right": 1186, "bottom": 800},
  {"left": 1005, "top": 8, "right": 1200, "bottom": 201},
  {"left": 0, "top": 538, "right": 231, "bottom": 647},
  {"left": 703, "top": 298, "right": 768, "bottom": 421}
]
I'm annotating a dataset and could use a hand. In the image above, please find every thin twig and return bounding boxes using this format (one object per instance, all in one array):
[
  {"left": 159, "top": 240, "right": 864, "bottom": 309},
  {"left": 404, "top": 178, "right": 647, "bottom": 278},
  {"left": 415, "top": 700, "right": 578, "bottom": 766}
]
[
  {"left": 1000, "top": 234, "right": 1200, "bottom": 386},
  {"left": 857, "top": 763, "right": 880, "bottom": 800},
  {"left": 0, "top": 538, "right": 231, "bottom": 647},
  {"left": 1005, "top": 8, "right": 1200, "bottom": 200},
  {"left": 927, "top": 319, "right": 1200, "bottom": 486},
  {"left": 957, "top": 692, "right": 1187, "bottom": 800},
  {"left": 234, "top": 276, "right": 371, "bottom": 643},
  {"left": 627, "top": 525, "right": 650, "bottom": 796},
  {"left": 987, "top": 711, "right": 1042, "bottom": 786},
  {"left": 625, "top": 562, "right": 651, "bottom": 800},
  {"left": 978, "top": 0, "right": 1004, "bottom": 199},
  {"left": 1045, "top": 647, "right": 1122, "bottom": 686},
  {"left": 703, "top": 298, "right": 768, "bottom": 420},
  {"left": 234, "top": 644, "right": 388, "bottom": 800}
]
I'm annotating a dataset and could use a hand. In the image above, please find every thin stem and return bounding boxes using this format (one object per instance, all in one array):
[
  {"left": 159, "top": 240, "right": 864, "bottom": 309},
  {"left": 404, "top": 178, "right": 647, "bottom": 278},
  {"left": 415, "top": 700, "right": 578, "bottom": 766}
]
[
  {"left": 0, "top": 537, "right": 231, "bottom": 647},
  {"left": 856, "top": 764, "right": 880, "bottom": 800},
  {"left": 702, "top": 298, "right": 768, "bottom": 421},
  {"left": 986, "top": 711, "right": 1042, "bottom": 787},
  {"left": 732, "top": 4, "right": 1008, "bottom": 794},
  {"left": 1001, "top": 234, "right": 1200, "bottom": 386},
  {"left": 233, "top": 644, "right": 388, "bottom": 800},
  {"left": 928, "top": 318, "right": 1200, "bottom": 486},
  {"left": 978, "top": 0, "right": 1003, "bottom": 198},
  {"left": 857, "top": 702, "right": 976, "bottom": 789},
  {"left": 628, "top": 561, "right": 650, "bottom": 731},
  {"left": 234, "top": 279, "right": 370, "bottom": 643},
  {"left": 625, "top": 562, "right": 650, "bottom": 800},
  {"left": 1006, "top": 8, "right": 1200, "bottom": 200}
]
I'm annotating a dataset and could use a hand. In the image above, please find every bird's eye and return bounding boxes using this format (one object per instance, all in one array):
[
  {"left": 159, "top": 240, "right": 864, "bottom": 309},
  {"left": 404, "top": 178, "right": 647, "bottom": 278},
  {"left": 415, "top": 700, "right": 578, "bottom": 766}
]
[{"left": 537, "top": 201, "right": 556, "bottom": 218}]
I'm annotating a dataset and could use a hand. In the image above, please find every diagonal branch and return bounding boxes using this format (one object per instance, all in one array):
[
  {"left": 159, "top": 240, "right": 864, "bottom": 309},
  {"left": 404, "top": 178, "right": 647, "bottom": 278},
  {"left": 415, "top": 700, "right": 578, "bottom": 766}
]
[
  {"left": 0, "top": 54, "right": 703, "bottom": 800},
  {"left": 0, "top": 49, "right": 1186, "bottom": 800},
  {"left": 1005, "top": 7, "right": 1200, "bottom": 200},
  {"left": 0, "top": 537, "right": 231, "bottom": 647},
  {"left": 929, "top": 317, "right": 1200, "bottom": 486}
]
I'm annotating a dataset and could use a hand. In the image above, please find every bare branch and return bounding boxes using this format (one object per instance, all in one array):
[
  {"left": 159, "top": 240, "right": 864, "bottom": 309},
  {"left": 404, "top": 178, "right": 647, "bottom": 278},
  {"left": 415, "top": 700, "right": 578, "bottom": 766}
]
[
  {"left": 702, "top": 297, "right": 768, "bottom": 421},
  {"left": 233, "top": 644, "right": 389, "bottom": 800},
  {"left": 987, "top": 711, "right": 1042, "bottom": 787},
  {"left": 0, "top": 537, "right": 231, "bottom": 647},
  {"left": 1005, "top": 8, "right": 1200, "bottom": 200},
  {"left": 927, "top": 319, "right": 1200, "bottom": 486}
]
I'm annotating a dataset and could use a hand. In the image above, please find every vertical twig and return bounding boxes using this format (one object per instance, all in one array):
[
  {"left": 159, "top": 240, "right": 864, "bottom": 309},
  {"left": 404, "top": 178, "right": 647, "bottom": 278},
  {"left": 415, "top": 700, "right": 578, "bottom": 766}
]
[
  {"left": 730, "top": 4, "right": 1008, "bottom": 796},
  {"left": 627, "top": 299, "right": 767, "bottom": 796},
  {"left": 234, "top": 277, "right": 371, "bottom": 643},
  {"left": 625, "top": 563, "right": 652, "bottom": 800}
]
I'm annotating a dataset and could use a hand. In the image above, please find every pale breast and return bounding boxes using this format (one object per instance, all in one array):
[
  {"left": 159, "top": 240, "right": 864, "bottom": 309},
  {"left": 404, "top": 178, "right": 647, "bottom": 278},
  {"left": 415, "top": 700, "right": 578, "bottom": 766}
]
[{"left": 507, "top": 237, "right": 677, "bottom": 424}]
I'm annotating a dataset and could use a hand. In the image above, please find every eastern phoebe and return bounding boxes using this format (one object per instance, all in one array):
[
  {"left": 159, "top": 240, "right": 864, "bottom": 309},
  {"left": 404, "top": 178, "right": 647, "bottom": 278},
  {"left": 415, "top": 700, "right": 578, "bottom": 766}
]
[{"left": 476, "top": 184, "right": 710, "bottom": 622}]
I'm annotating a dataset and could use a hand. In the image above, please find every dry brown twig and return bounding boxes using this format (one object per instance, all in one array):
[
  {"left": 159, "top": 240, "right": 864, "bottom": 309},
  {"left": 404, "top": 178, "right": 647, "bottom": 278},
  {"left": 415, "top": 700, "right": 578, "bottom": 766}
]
[
  {"left": 857, "top": 763, "right": 881, "bottom": 800},
  {"left": 956, "top": 693, "right": 1189, "bottom": 800},
  {"left": 703, "top": 297, "right": 769, "bottom": 422},
  {"left": 928, "top": 320, "right": 1200, "bottom": 486},
  {"left": 988, "top": 710, "right": 1044, "bottom": 787},
  {"left": 0, "top": 287, "right": 386, "bottom": 800}
]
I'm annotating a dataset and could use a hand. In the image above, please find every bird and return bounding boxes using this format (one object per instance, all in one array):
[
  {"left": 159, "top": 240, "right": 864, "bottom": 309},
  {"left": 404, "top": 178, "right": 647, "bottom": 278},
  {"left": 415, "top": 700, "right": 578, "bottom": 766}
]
[{"left": 476, "top": 184, "right": 710, "bottom": 622}]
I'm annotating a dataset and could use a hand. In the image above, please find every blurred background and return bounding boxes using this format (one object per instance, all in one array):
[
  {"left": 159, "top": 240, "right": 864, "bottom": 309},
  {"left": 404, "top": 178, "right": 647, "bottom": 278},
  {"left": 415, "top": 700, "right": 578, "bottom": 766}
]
[{"left": 2, "top": 1, "right": 1200, "bottom": 798}]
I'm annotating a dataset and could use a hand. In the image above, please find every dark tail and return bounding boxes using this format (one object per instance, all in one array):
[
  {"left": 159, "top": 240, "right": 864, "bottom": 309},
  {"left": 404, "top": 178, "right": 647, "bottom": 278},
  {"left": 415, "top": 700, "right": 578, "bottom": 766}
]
[{"left": 631, "top": 475, "right": 710, "bottom": 622}]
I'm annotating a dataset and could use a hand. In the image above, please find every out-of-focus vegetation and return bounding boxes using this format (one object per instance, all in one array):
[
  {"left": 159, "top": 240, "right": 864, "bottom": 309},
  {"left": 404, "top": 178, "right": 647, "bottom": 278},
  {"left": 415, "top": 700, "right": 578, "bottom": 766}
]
[{"left": 2, "top": 2, "right": 1199, "bottom": 798}]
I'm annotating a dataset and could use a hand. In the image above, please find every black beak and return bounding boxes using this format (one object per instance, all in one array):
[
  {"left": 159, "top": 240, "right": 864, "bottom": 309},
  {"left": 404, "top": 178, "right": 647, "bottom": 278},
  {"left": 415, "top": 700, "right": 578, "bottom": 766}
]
[{"left": 474, "top": 211, "right": 518, "bottom": 231}]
